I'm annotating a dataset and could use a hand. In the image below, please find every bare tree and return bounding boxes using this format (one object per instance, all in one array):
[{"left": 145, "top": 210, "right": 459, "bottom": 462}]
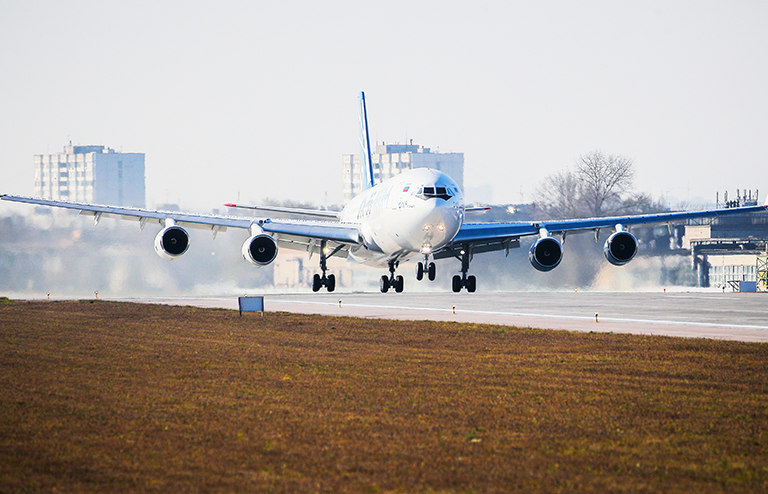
[
  {"left": 535, "top": 150, "right": 650, "bottom": 218},
  {"left": 534, "top": 170, "right": 584, "bottom": 219},
  {"left": 620, "top": 191, "right": 668, "bottom": 215},
  {"left": 576, "top": 150, "right": 635, "bottom": 217}
]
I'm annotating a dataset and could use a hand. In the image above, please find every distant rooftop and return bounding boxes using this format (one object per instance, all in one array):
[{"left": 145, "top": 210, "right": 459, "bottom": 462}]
[
  {"left": 63, "top": 145, "right": 116, "bottom": 155},
  {"left": 375, "top": 143, "right": 432, "bottom": 154}
]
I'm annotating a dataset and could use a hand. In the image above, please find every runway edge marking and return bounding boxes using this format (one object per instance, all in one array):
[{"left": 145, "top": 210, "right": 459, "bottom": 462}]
[{"left": 268, "top": 298, "right": 768, "bottom": 332}]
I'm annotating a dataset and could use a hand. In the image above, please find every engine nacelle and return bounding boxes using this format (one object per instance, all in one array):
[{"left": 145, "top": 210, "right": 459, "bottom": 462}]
[
  {"left": 154, "top": 225, "right": 190, "bottom": 260},
  {"left": 242, "top": 234, "right": 278, "bottom": 267},
  {"left": 529, "top": 236, "right": 563, "bottom": 272},
  {"left": 603, "top": 231, "right": 638, "bottom": 266}
]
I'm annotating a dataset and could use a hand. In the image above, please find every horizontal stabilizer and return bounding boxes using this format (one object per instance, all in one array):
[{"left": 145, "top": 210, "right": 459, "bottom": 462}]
[{"left": 224, "top": 203, "right": 340, "bottom": 219}]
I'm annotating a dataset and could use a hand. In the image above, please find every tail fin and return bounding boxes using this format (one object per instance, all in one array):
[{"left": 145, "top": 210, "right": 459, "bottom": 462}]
[{"left": 358, "top": 91, "right": 375, "bottom": 190}]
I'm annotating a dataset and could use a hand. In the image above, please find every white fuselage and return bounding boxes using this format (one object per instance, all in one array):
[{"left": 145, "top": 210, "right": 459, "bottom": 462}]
[{"left": 339, "top": 168, "right": 464, "bottom": 266}]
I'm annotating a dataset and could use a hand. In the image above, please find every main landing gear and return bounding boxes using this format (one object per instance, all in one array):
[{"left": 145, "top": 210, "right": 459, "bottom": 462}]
[
  {"left": 312, "top": 240, "right": 343, "bottom": 292},
  {"left": 451, "top": 243, "right": 476, "bottom": 293},
  {"left": 416, "top": 258, "right": 436, "bottom": 282},
  {"left": 380, "top": 259, "right": 404, "bottom": 293}
]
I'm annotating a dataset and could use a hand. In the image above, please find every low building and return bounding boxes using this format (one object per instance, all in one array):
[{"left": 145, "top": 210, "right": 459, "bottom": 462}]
[
  {"left": 684, "top": 191, "right": 768, "bottom": 289},
  {"left": 272, "top": 252, "right": 366, "bottom": 290},
  {"left": 34, "top": 144, "right": 145, "bottom": 207}
]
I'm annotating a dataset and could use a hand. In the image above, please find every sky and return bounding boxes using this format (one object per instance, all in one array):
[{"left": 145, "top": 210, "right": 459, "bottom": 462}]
[{"left": 1, "top": 0, "right": 766, "bottom": 211}]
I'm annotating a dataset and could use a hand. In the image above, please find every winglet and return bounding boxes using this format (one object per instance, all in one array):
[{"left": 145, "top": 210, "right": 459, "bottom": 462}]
[{"left": 359, "top": 91, "right": 375, "bottom": 191}]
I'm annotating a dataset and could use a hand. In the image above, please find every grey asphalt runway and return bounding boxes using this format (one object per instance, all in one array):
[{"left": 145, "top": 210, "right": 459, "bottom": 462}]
[{"left": 114, "top": 290, "right": 768, "bottom": 343}]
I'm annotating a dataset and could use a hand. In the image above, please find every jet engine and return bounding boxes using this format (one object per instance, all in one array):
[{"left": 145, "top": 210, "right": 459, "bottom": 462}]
[
  {"left": 603, "top": 231, "right": 638, "bottom": 266},
  {"left": 154, "top": 225, "right": 190, "bottom": 260},
  {"left": 529, "top": 236, "right": 563, "bottom": 272},
  {"left": 242, "top": 234, "right": 278, "bottom": 267}
]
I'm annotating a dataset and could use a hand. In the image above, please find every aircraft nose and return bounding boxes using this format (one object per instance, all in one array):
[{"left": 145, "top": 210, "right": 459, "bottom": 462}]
[{"left": 419, "top": 205, "right": 462, "bottom": 247}]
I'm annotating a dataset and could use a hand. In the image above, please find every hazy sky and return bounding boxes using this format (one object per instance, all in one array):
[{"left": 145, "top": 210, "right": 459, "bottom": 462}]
[{"left": 1, "top": 0, "right": 766, "bottom": 211}]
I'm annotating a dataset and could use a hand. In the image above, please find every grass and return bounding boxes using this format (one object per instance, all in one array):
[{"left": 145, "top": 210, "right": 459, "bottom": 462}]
[{"left": 1, "top": 300, "right": 767, "bottom": 493}]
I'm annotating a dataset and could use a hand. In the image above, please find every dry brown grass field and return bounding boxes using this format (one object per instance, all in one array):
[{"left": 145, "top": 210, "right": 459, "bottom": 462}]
[{"left": 1, "top": 299, "right": 767, "bottom": 493}]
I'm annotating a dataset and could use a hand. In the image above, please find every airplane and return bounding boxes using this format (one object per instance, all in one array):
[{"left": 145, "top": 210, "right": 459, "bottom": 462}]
[{"left": 2, "top": 92, "right": 767, "bottom": 293}]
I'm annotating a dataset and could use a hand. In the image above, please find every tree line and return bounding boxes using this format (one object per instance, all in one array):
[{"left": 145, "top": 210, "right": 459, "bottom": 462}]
[{"left": 534, "top": 150, "right": 667, "bottom": 219}]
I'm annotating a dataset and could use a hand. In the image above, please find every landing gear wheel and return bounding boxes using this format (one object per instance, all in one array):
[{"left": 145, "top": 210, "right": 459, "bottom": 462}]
[
  {"left": 380, "top": 275, "right": 390, "bottom": 293},
  {"left": 452, "top": 275, "right": 462, "bottom": 293},
  {"left": 428, "top": 262, "right": 436, "bottom": 281},
  {"left": 395, "top": 275, "right": 404, "bottom": 293},
  {"left": 312, "top": 240, "right": 343, "bottom": 293},
  {"left": 416, "top": 262, "right": 424, "bottom": 281},
  {"left": 382, "top": 259, "right": 402, "bottom": 293},
  {"left": 450, "top": 243, "right": 478, "bottom": 292},
  {"left": 466, "top": 275, "right": 476, "bottom": 293}
]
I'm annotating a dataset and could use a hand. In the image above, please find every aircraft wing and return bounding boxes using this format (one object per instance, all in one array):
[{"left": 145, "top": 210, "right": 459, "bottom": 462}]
[
  {"left": 440, "top": 203, "right": 768, "bottom": 256},
  {"left": 0, "top": 194, "right": 361, "bottom": 245}
]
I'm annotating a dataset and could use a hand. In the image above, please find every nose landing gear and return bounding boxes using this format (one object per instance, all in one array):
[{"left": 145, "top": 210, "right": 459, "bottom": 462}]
[{"left": 416, "top": 258, "right": 436, "bottom": 282}]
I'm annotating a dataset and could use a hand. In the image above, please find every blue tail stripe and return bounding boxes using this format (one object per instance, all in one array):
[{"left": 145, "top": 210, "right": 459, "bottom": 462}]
[{"left": 358, "top": 92, "right": 374, "bottom": 190}]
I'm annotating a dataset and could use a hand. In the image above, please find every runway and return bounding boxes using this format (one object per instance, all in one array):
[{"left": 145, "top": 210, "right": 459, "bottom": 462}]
[{"left": 113, "top": 290, "right": 768, "bottom": 343}]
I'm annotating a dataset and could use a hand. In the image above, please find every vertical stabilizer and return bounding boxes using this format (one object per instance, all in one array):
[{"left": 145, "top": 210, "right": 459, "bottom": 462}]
[{"left": 359, "top": 91, "right": 375, "bottom": 190}]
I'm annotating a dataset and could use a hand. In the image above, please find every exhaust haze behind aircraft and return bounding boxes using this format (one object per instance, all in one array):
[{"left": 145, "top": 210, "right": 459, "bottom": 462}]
[{"left": 3, "top": 92, "right": 767, "bottom": 293}]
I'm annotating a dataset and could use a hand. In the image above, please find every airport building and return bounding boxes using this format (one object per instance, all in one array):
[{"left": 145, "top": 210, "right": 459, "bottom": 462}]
[
  {"left": 271, "top": 251, "right": 379, "bottom": 291},
  {"left": 34, "top": 144, "right": 145, "bottom": 207},
  {"left": 684, "top": 190, "right": 768, "bottom": 290},
  {"left": 342, "top": 142, "right": 464, "bottom": 204}
]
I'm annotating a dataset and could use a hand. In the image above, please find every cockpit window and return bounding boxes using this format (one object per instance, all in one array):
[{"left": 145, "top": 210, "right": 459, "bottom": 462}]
[{"left": 416, "top": 185, "right": 452, "bottom": 201}]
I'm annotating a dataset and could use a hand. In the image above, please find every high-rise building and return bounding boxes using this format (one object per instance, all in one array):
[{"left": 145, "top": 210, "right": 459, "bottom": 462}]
[
  {"left": 342, "top": 143, "right": 464, "bottom": 203},
  {"left": 34, "top": 145, "right": 145, "bottom": 207}
]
